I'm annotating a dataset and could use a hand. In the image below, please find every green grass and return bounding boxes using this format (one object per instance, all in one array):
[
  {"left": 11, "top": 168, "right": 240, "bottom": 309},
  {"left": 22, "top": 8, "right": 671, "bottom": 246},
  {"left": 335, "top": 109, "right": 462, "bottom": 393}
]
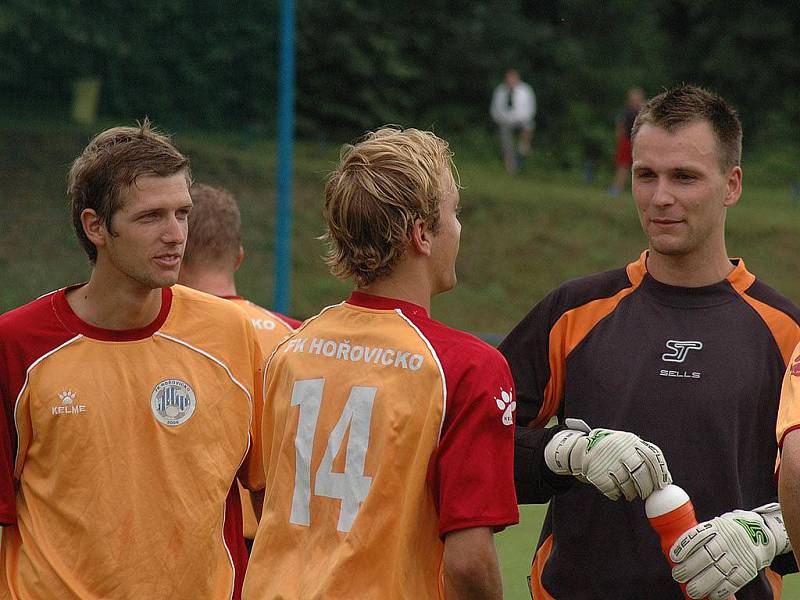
[{"left": 496, "top": 505, "right": 800, "bottom": 599}]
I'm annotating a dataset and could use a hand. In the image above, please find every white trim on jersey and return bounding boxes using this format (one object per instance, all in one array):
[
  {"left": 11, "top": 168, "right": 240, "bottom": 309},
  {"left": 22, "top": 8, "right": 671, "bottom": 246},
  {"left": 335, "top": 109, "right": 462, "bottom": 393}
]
[
  {"left": 242, "top": 299, "right": 297, "bottom": 332},
  {"left": 154, "top": 331, "right": 255, "bottom": 600},
  {"left": 13, "top": 334, "right": 84, "bottom": 475},
  {"left": 261, "top": 301, "right": 346, "bottom": 400},
  {"left": 394, "top": 309, "right": 448, "bottom": 442}
]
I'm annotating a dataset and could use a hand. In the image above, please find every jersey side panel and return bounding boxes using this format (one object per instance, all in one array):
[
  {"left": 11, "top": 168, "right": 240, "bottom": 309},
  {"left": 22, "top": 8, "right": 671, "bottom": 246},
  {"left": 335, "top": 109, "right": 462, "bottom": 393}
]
[
  {"left": 230, "top": 297, "right": 296, "bottom": 539},
  {"left": 0, "top": 292, "right": 76, "bottom": 524},
  {"left": 244, "top": 304, "right": 445, "bottom": 600}
]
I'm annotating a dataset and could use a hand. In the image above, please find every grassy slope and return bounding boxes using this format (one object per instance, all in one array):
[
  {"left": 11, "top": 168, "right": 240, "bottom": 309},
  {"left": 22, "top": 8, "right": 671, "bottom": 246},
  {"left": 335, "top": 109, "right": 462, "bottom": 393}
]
[
  {"left": 3, "top": 122, "right": 800, "bottom": 596},
  {"left": 3, "top": 121, "right": 800, "bottom": 326}
]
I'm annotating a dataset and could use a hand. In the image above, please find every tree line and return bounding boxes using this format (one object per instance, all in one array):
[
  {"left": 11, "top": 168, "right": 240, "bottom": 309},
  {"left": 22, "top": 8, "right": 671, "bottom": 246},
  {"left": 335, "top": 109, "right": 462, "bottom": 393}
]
[{"left": 2, "top": 0, "right": 798, "bottom": 167}]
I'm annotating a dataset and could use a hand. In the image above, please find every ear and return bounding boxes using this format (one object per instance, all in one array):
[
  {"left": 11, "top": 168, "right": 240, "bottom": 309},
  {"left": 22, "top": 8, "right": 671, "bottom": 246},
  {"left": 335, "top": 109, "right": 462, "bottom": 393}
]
[
  {"left": 234, "top": 245, "right": 244, "bottom": 272},
  {"left": 80, "top": 209, "right": 109, "bottom": 250},
  {"left": 410, "top": 217, "right": 432, "bottom": 257},
  {"left": 723, "top": 166, "right": 742, "bottom": 208}
]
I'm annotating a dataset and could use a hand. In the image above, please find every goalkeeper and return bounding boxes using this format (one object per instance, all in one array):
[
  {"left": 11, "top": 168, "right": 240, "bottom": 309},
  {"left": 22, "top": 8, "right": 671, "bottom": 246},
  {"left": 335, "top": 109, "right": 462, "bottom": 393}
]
[{"left": 499, "top": 84, "right": 800, "bottom": 599}]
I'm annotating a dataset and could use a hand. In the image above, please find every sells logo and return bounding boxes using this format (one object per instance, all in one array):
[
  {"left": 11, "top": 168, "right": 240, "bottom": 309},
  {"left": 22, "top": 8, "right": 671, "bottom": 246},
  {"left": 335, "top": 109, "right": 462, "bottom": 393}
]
[{"left": 662, "top": 340, "right": 703, "bottom": 363}]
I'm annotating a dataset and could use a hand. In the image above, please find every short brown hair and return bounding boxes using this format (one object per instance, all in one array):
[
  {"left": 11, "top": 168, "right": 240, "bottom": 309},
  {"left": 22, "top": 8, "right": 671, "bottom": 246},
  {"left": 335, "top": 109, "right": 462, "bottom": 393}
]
[
  {"left": 323, "top": 127, "right": 456, "bottom": 288},
  {"left": 183, "top": 183, "right": 242, "bottom": 270},
  {"left": 631, "top": 84, "right": 742, "bottom": 172},
  {"left": 67, "top": 119, "right": 191, "bottom": 262}
]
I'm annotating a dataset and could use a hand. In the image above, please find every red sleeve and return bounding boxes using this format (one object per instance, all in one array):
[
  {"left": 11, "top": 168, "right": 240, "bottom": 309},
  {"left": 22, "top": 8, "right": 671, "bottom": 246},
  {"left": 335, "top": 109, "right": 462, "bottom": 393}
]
[
  {"left": 427, "top": 346, "right": 519, "bottom": 537},
  {"left": 0, "top": 291, "right": 78, "bottom": 525},
  {"left": 0, "top": 379, "right": 16, "bottom": 525}
]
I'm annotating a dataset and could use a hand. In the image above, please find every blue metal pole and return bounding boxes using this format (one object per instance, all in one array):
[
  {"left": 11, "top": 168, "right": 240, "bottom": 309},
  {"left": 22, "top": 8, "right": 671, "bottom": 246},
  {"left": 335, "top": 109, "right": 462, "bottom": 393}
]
[{"left": 273, "top": 0, "right": 295, "bottom": 314}]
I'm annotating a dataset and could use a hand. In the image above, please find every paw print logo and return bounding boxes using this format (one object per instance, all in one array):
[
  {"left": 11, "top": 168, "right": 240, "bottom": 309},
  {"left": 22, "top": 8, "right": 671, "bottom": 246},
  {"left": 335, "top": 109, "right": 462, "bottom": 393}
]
[
  {"left": 494, "top": 388, "right": 515, "bottom": 426},
  {"left": 58, "top": 390, "right": 76, "bottom": 405}
]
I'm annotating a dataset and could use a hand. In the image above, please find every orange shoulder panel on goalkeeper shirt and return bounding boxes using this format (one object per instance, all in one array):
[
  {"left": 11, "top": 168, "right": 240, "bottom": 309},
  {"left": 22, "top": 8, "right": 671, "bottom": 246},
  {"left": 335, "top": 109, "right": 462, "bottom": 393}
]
[
  {"left": 0, "top": 284, "right": 264, "bottom": 600},
  {"left": 227, "top": 296, "right": 298, "bottom": 540},
  {"left": 243, "top": 293, "right": 518, "bottom": 600}
]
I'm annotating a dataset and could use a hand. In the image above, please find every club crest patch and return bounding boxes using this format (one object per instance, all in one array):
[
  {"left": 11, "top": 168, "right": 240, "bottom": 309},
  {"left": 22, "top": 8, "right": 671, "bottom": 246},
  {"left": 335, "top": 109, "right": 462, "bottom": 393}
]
[{"left": 151, "top": 379, "right": 196, "bottom": 427}]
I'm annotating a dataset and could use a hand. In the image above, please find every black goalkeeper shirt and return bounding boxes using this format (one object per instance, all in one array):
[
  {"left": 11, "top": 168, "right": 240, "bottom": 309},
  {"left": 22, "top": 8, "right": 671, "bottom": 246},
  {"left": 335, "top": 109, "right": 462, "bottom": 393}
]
[{"left": 500, "top": 252, "right": 800, "bottom": 600}]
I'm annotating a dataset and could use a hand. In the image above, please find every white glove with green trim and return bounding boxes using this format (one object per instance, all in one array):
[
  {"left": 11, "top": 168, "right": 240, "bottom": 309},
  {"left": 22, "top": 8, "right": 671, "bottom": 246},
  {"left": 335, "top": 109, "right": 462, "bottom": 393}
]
[
  {"left": 670, "top": 503, "right": 791, "bottom": 600},
  {"left": 544, "top": 418, "right": 672, "bottom": 501}
]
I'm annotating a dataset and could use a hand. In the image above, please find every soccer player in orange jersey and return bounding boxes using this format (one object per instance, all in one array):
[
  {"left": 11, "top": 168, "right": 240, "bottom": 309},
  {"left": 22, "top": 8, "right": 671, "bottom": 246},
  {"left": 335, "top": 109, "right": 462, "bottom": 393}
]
[
  {"left": 179, "top": 183, "right": 301, "bottom": 551},
  {"left": 242, "top": 128, "right": 519, "bottom": 599},
  {"left": 0, "top": 122, "right": 264, "bottom": 599}
]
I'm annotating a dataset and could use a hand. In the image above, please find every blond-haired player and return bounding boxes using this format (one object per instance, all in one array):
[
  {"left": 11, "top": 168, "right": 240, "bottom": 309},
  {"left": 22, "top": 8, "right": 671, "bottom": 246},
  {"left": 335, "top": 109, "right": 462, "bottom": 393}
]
[
  {"left": 242, "top": 127, "right": 519, "bottom": 599},
  {"left": 0, "top": 122, "right": 264, "bottom": 599},
  {"left": 179, "top": 182, "right": 301, "bottom": 550}
]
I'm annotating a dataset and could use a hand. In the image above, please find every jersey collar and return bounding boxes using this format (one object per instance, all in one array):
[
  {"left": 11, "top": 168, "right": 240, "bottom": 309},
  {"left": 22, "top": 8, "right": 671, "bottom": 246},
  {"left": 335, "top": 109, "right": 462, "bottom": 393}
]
[
  {"left": 53, "top": 284, "right": 173, "bottom": 341},
  {"left": 346, "top": 291, "right": 429, "bottom": 319}
]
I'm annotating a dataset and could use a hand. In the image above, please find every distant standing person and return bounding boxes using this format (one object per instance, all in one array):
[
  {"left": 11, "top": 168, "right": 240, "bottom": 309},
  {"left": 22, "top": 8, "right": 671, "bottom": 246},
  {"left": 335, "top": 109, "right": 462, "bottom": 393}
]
[
  {"left": 178, "top": 183, "right": 301, "bottom": 553},
  {"left": 609, "top": 87, "right": 645, "bottom": 196},
  {"left": 490, "top": 68, "right": 536, "bottom": 174}
]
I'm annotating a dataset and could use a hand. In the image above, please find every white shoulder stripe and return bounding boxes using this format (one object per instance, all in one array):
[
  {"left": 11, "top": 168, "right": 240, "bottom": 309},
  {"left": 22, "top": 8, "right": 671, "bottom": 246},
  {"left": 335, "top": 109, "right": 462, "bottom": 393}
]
[
  {"left": 14, "top": 335, "right": 83, "bottom": 474},
  {"left": 394, "top": 310, "right": 448, "bottom": 442},
  {"left": 262, "top": 301, "right": 346, "bottom": 394},
  {"left": 154, "top": 332, "right": 253, "bottom": 408},
  {"left": 155, "top": 331, "right": 253, "bottom": 599}
]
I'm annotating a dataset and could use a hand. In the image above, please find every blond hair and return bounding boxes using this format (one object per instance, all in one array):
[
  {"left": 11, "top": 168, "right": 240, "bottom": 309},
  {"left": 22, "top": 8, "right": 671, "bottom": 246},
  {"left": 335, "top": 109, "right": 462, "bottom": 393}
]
[
  {"left": 68, "top": 118, "right": 190, "bottom": 262},
  {"left": 323, "top": 127, "right": 456, "bottom": 287}
]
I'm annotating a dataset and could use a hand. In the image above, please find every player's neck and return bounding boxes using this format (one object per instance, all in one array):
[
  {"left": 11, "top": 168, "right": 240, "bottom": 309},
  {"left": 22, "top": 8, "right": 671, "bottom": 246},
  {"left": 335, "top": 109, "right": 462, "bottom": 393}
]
[
  {"left": 646, "top": 246, "right": 734, "bottom": 288},
  {"left": 65, "top": 270, "right": 164, "bottom": 330},
  {"left": 359, "top": 276, "right": 432, "bottom": 314},
  {"left": 177, "top": 269, "right": 237, "bottom": 298}
]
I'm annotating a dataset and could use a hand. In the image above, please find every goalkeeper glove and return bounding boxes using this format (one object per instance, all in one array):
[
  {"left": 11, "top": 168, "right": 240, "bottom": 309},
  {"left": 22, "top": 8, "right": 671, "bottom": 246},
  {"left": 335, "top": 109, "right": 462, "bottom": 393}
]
[
  {"left": 670, "top": 503, "right": 791, "bottom": 600},
  {"left": 544, "top": 418, "right": 672, "bottom": 501}
]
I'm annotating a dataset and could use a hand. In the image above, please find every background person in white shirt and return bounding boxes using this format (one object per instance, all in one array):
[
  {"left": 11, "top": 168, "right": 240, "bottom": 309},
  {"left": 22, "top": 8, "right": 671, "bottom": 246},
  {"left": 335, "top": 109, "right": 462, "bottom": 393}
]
[{"left": 490, "top": 68, "right": 536, "bottom": 174}]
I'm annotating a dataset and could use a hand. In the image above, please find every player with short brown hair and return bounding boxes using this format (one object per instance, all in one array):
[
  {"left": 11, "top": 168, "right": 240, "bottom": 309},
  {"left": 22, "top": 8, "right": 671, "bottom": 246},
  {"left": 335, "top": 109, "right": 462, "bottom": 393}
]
[
  {"left": 0, "top": 123, "right": 264, "bottom": 599},
  {"left": 501, "top": 84, "right": 799, "bottom": 599}
]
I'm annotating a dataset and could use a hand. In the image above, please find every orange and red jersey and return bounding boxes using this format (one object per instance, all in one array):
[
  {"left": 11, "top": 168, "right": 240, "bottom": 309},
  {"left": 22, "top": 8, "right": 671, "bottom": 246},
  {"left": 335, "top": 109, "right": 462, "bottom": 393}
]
[
  {"left": 778, "top": 347, "right": 800, "bottom": 456},
  {"left": 224, "top": 296, "right": 300, "bottom": 541},
  {"left": 242, "top": 292, "right": 518, "bottom": 599},
  {"left": 500, "top": 252, "right": 800, "bottom": 600},
  {"left": 0, "top": 284, "right": 265, "bottom": 600}
]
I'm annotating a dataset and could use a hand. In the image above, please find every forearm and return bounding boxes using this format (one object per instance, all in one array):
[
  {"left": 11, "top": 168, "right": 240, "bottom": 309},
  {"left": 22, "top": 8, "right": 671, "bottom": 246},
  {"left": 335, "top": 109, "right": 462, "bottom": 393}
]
[
  {"left": 443, "top": 528, "right": 502, "bottom": 600},
  {"left": 779, "top": 433, "right": 800, "bottom": 560},
  {"left": 514, "top": 424, "right": 573, "bottom": 503}
]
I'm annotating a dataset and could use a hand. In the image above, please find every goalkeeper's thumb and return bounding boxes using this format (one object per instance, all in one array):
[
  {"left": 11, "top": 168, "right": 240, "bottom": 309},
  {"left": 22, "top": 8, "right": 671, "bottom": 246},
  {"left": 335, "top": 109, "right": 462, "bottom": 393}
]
[{"left": 544, "top": 418, "right": 591, "bottom": 477}]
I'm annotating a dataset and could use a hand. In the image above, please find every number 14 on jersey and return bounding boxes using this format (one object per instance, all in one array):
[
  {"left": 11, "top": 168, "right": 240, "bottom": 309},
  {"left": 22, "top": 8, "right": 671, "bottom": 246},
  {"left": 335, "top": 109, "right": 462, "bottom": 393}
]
[{"left": 289, "top": 378, "right": 376, "bottom": 533}]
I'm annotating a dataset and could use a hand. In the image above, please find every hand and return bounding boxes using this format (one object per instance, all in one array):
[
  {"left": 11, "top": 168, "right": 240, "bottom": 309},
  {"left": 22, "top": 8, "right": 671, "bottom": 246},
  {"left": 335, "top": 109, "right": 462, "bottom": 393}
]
[
  {"left": 670, "top": 503, "right": 791, "bottom": 600},
  {"left": 544, "top": 418, "right": 672, "bottom": 501}
]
